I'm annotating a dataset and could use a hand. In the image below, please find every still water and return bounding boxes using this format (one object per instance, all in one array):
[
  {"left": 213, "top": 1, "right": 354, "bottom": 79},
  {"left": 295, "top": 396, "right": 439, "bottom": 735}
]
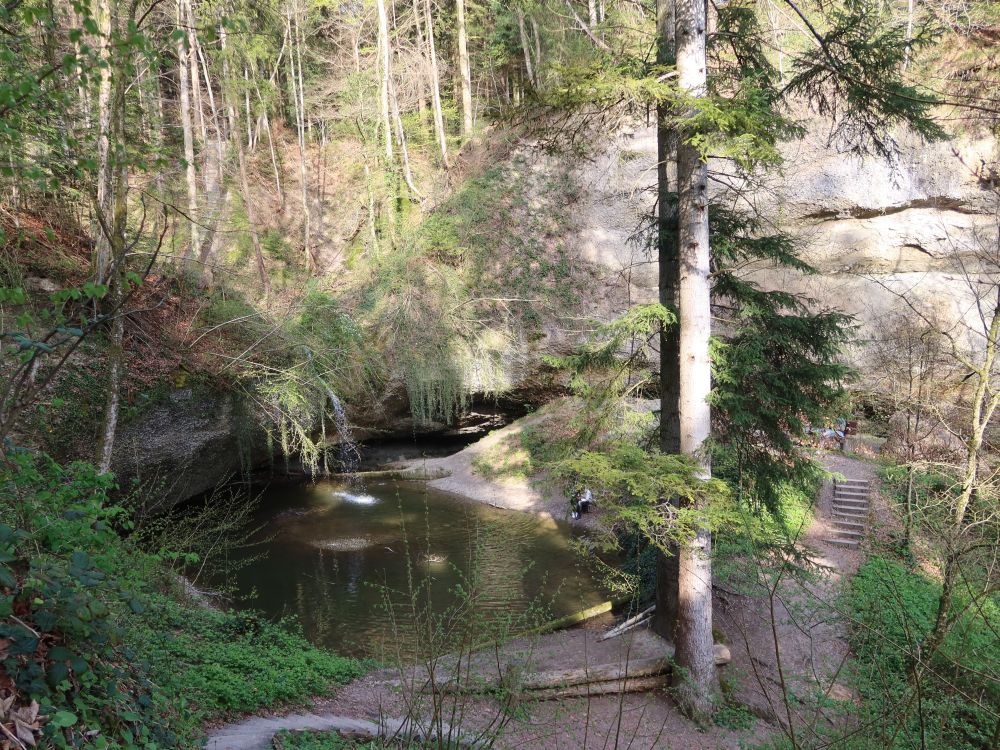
[{"left": 224, "top": 479, "right": 610, "bottom": 657}]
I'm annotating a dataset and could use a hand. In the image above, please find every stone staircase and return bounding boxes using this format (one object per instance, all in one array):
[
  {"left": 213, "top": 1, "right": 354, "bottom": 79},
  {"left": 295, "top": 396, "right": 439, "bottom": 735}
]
[{"left": 825, "top": 478, "right": 870, "bottom": 548}]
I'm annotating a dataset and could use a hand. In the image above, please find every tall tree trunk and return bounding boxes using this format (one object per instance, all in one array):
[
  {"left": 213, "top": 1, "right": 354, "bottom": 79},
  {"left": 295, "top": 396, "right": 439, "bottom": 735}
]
[
  {"left": 94, "top": 0, "right": 113, "bottom": 282},
  {"left": 424, "top": 0, "right": 449, "bottom": 169},
  {"left": 221, "top": 23, "right": 271, "bottom": 296},
  {"left": 588, "top": 0, "right": 597, "bottom": 27},
  {"left": 96, "top": 3, "right": 129, "bottom": 474},
  {"left": 456, "top": 0, "right": 473, "bottom": 135},
  {"left": 672, "top": 0, "right": 717, "bottom": 721},
  {"left": 531, "top": 18, "right": 542, "bottom": 77},
  {"left": 653, "top": 0, "right": 681, "bottom": 644},
  {"left": 195, "top": 40, "right": 225, "bottom": 192},
  {"left": 390, "top": 76, "right": 421, "bottom": 199},
  {"left": 287, "top": 1, "right": 313, "bottom": 268},
  {"left": 184, "top": 0, "right": 207, "bottom": 149},
  {"left": 176, "top": 0, "right": 200, "bottom": 260},
  {"left": 904, "top": 0, "right": 916, "bottom": 70},
  {"left": 376, "top": 0, "right": 394, "bottom": 161},
  {"left": 516, "top": 10, "right": 535, "bottom": 86},
  {"left": 411, "top": 0, "right": 430, "bottom": 119}
]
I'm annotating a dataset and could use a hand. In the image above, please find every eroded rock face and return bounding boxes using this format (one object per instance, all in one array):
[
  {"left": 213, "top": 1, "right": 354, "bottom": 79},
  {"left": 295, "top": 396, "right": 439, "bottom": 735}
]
[
  {"left": 572, "top": 122, "right": 998, "bottom": 338},
  {"left": 111, "top": 387, "right": 268, "bottom": 511}
]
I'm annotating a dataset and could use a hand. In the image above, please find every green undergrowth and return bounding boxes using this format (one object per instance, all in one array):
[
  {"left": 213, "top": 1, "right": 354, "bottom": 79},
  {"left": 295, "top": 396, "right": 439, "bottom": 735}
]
[
  {"left": 845, "top": 556, "right": 999, "bottom": 749},
  {"left": 0, "top": 451, "right": 366, "bottom": 749}
]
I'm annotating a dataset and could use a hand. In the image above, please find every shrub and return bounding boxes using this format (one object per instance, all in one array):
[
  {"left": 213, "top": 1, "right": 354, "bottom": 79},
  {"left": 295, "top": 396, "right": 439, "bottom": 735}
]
[
  {"left": 0, "top": 452, "right": 366, "bottom": 748},
  {"left": 846, "top": 557, "right": 999, "bottom": 749}
]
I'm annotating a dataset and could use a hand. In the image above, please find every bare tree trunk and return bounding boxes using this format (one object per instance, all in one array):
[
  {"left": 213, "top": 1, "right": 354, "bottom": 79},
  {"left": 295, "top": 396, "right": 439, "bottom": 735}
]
[
  {"left": 96, "top": 4, "right": 129, "bottom": 474},
  {"left": 390, "top": 76, "right": 421, "bottom": 199},
  {"left": 262, "top": 109, "right": 283, "bottom": 203},
  {"left": 287, "top": 1, "right": 312, "bottom": 268},
  {"left": 94, "top": 0, "right": 113, "bottom": 282},
  {"left": 531, "top": 18, "right": 542, "bottom": 78},
  {"left": 653, "top": 0, "right": 681, "bottom": 645},
  {"left": 244, "top": 68, "right": 254, "bottom": 148},
  {"left": 672, "top": 0, "right": 717, "bottom": 721},
  {"left": 424, "top": 0, "right": 449, "bottom": 169},
  {"left": 411, "top": 0, "right": 429, "bottom": 119},
  {"left": 184, "top": 0, "right": 207, "bottom": 149},
  {"left": 195, "top": 40, "right": 225, "bottom": 192},
  {"left": 221, "top": 23, "right": 271, "bottom": 296},
  {"left": 588, "top": 0, "right": 597, "bottom": 27},
  {"left": 904, "top": 0, "right": 915, "bottom": 70},
  {"left": 456, "top": 0, "right": 473, "bottom": 135},
  {"left": 516, "top": 10, "right": 535, "bottom": 86},
  {"left": 176, "top": 0, "right": 200, "bottom": 260},
  {"left": 247, "top": 55, "right": 285, "bottom": 205},
  {"left": 376, "top": 0, "right": 394, "bottom": 161}
]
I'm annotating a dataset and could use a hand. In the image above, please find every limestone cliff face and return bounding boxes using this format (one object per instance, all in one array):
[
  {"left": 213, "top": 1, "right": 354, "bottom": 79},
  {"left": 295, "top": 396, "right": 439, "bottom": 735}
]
[{"left": 572, "top": 123, "right": 998, "bottom": 337}]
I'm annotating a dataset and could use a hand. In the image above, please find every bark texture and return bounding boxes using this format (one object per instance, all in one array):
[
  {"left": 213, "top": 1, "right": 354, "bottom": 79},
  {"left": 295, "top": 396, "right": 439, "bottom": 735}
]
[
  {"left": 653, "top": 0, "right": 681, "bottom": 644},
  {"left": 672, "top": 0, "right": 717, "bottom": 721}
]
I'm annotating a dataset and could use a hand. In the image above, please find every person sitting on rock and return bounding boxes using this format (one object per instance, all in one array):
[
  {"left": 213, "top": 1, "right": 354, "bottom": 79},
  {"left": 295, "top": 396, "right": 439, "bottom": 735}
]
[{"left": 570, "top": 486, "right": 594, "bottom": 519}]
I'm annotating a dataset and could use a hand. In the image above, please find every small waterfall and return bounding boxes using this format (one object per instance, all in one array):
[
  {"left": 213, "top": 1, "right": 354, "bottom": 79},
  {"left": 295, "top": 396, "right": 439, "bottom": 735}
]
[{"left": 325, "top": 389, "right": 360, "bottom": 473}]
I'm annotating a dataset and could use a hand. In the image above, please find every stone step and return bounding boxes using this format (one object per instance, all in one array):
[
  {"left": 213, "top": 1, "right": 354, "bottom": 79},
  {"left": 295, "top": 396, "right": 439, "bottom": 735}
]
[
  {"left": 834, "top": 488, "right": 868, "bottom": 498},
  {"left": 832, "top": 501, "right": 869, "bottom": 510},
  {"left": 824, "top": 537, "right": 860, "bottom": 548},
  {"left": 832, "top": 506, "right": 868, "bottom": 516},
  {"left": 834, "top": 519, "right": 866, "bottom": 530},
  {"left": 836, "top": 479, "right": 869, "bottom": 487},
  {"left": 835, "top": 528, "right": 864, "bottom": 539}
]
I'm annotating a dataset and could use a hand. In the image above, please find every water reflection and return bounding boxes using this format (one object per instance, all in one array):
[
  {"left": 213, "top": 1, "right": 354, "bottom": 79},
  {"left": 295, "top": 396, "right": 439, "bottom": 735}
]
[{"left": 222, "top": 479, "right": 608, "bottom": 657}]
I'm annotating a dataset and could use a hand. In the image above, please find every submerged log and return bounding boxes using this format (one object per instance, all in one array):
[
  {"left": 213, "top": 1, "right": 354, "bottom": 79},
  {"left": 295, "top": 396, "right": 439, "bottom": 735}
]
[{"left": 527, "top": 599, "right": 619, "bottom": 636}]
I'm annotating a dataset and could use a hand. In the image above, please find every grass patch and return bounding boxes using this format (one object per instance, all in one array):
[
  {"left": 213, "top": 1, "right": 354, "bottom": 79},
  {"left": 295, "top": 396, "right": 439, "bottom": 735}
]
[{"left": 470, "top": 435, "right": 536, "bottom": 480}]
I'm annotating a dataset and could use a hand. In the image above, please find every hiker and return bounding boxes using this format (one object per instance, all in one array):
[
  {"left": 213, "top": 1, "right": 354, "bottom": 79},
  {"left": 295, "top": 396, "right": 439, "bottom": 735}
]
[{"left": 570, "top": 486, "right": 594, "bottom": 520}]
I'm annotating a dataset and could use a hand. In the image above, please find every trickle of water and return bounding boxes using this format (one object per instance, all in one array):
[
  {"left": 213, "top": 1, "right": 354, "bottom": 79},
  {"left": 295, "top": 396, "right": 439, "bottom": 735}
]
[{"left": 325, "top": 389, "right": 360, "bottom": 473}]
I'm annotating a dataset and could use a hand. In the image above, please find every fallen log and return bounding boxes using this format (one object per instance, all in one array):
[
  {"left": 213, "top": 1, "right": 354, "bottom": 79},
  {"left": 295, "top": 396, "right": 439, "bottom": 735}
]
[
  {"left": 526, "top": 598, "right": 622, "bottom": 636},
  {"left": 432, "top": 644, "right": 731, "bottom": 695},
  {"left": 597, "top": 604, "right": 655, "bottom": 642},
  {"left": 526, "top": 674, "right": 667, "bottom": 701}
]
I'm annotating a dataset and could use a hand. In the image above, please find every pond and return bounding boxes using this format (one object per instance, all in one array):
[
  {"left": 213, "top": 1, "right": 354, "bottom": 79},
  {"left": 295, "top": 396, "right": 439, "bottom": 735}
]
[{"left": 222, "top": 478, "right": 611, "bottom": 658}]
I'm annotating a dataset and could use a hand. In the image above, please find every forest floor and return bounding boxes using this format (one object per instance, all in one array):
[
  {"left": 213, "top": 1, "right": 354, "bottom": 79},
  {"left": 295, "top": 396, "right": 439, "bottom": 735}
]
[{"left": 206, "top": 452, "right": 880, "bottom": 750}]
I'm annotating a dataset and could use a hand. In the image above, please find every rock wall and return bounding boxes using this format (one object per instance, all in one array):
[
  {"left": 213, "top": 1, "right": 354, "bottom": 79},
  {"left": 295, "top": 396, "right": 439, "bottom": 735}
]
[
  {"left": 572, "top": 122, "right": 999, "bottom": 341},
  {"left": 111, "top": 387, "right": 268, "bottom": 511}
]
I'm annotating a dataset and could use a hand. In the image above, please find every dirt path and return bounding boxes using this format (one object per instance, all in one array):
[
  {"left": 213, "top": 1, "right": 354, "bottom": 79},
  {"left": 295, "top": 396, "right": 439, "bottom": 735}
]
[
  {"left": 715, "top": 451, "right": 878, "bottom": 734},
  {"left": 312, "top": 627, "right": 771, "bottom": 750}
]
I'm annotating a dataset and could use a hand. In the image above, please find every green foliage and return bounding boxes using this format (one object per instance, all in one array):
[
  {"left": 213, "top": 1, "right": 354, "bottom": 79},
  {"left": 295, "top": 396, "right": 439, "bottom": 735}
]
[
  {"left": 551, "top": 442, "right": 733, "bottom": 553},
  {"left": 709, "top": 205, "right": 853, "bottom": 516},
  {"left": 846, "top": 557, "right": 999, "bottom": 749},
  {"left": 0, "top": 451, "right": 365, "bottom": 749},
  {"left": 784, "top": 0, "right": 945, "bottom": 159},
  {"left": 132, "top": 599, "right": 365, "bottom": 714},
  {"left": 712, "top": 700, "right": 756, "bottom": 731}
]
